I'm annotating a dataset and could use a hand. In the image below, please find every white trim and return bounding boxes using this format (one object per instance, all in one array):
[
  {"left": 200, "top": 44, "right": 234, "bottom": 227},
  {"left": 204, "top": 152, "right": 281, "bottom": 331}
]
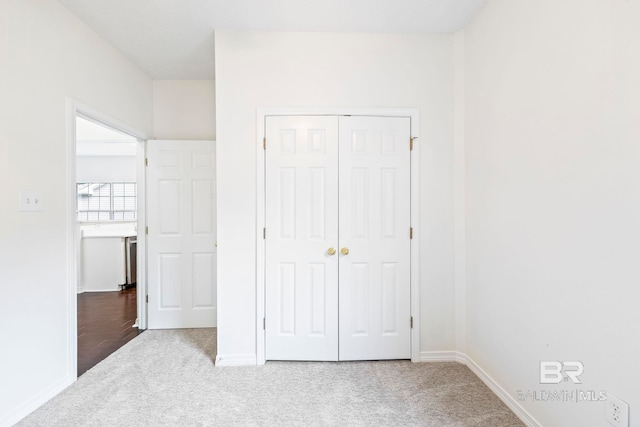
[
  {"left": 419, "top": 351, "right": 466, "bottom": 363},
  {"left": 256, "top": 107, "right": 420, "bottom": 365},
  {"left": 66, "top": 100, "right": 79, "bottom": 381},
  {"left": 417, "top": 351, "right": 542, "bottom": 427},
  {"left": 74, "top": 103, "right": 149, "bottom": 141},
  {"left": 256, "top": 107, "right": 420, "bottom": 118},
  {"left": 136, "top": 140, "right": 147, "bottom": 329},
  {"left": 256, "top": 111, "right": 266, "bottom": 365},
  {"left": 409, "top": 113, "right": 420, "bottom": 363},
  {"left": 66, "top": 98, "right": 148, "bottom": 383},
  {"left": 0, "top": 376, "right": 73, "bottom": 426},
  {"left": 215, "top": 354, "right": 258, "bottom": 367},
  {"left": 460, "top": 354, "right": 542, "bottom": 427}
]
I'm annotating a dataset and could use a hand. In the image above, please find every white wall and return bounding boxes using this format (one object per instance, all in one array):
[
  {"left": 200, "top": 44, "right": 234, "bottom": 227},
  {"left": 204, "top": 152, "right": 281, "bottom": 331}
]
[
  {"left": 0, "top": 0, "right": 152, "bottom": 424},
  {"left": 215, "top": 31, "right": 456, "bottom": 362},
  {"left": 463, "top": 0, "right": 640, "bottom": 425},
  {"left": 153, "top": 80, "right": 216, "bottom": 140}
]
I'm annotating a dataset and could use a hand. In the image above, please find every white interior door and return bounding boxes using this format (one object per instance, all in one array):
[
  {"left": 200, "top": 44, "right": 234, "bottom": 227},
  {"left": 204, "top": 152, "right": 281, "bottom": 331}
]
[
  {"left": 147, "top": 140, "right": 216, "bottom": 329},
  {"left": 264, "top": 115, "right": 411, "bottom": 361},
  {"left": 338, "top": 116, "right": 411, "bottom": 360},
  {"left": 265, "top": 116, "right": 340, "bottom": 361}
]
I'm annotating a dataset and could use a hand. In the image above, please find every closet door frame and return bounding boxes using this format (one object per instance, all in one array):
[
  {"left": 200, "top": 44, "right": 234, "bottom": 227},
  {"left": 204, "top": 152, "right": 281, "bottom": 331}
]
[{"left": 256, "top": 108, "right": 420, "bottom": 365}]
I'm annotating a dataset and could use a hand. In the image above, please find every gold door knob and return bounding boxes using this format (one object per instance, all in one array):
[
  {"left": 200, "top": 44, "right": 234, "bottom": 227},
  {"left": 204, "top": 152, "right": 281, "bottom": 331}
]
[
  {"left": 341, "top": 247, "right": 350, "bottom": 255},
  {"left": 327, "top": 247, "right": 336, "bottom": 256}
]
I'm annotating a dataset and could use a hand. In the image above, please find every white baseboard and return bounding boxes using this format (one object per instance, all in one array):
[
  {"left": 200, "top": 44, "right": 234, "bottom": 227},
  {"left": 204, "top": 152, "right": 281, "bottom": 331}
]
[
  {"left": 418, "top": 351, "right": 541, "bottom": 427},
  {"left": 1, "top": 376, "right": 73, "bottom": 426},
  {"left": 419, "top": 350, "right": 465, "bottom": 363},
  {"left": 215, "top": 354, "right": 257, "bottom": 366}
]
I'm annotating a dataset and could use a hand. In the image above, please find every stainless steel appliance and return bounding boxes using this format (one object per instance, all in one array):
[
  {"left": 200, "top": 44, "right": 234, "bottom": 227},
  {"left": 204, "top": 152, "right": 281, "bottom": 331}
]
[{"left": 121, "top": 235, "right": 137, "bottom": 289}]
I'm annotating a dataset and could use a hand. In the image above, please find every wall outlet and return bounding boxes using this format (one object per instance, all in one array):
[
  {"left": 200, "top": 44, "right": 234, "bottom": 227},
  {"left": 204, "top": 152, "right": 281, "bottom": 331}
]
[
  {"left": 19, "top": 191, "right": 44, "bottom": 212},
  {"left": 605, "top": 394, "right": 629, "bottom": 427}
]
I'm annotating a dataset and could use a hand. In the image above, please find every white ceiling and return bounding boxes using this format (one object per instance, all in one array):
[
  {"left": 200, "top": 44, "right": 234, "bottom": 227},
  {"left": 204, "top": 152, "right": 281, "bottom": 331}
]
[
  {"left": 76, "top": 117, "right": 137, "bottom": 142},
  {"left": 57, "top": 0, "right": 487, "bottom": 80},
  {"left": 76, "top": 117, "right": 137, "bottom": 157}
]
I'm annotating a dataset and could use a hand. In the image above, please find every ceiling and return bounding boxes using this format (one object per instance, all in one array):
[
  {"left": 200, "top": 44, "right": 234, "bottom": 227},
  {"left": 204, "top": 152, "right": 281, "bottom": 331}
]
[
  {"left": 76, "top": 117, "right": 137, "bottom": 157},
  {"left": 76, "top": 117, "right": 137, "bottom": 142},
  {"left": 57, "top": 0, "right": 487, "bottom": 80}
]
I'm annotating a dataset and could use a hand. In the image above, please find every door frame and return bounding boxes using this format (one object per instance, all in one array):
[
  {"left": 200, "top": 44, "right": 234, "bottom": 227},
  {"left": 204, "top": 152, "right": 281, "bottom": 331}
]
[
  {"left": 256, "top": 108, "right": 420, "bottom": 365},
  {"left": 66, "top": 99, "right": 148, "bottom": 379}
]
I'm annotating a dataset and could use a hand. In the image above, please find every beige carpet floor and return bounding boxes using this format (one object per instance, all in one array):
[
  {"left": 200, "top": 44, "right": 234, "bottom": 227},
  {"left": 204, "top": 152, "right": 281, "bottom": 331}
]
[{"left": 18, "top": 329, "right": 524, "bottom": 426}]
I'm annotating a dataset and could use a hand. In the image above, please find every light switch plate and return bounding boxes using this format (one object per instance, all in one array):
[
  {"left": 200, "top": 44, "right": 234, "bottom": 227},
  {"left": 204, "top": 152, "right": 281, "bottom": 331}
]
[{"left": 19, "top": 191, "right": 44, "bottom": 211}]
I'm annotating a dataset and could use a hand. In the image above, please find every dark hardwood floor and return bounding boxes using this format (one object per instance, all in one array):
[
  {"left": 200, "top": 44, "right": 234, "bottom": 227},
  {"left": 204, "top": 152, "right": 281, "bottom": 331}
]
[{"left": 77, "top": 288, "right": 142, "bottom": 376}]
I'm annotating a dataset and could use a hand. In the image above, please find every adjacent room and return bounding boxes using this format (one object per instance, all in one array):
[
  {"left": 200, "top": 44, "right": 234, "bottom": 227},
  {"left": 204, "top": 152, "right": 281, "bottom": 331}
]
[
  {"left": 1, "top": 0, "right": 638, "bottom": 426},
  {"left": 75, "top": 116, "right": 141, "bottom": 376}
]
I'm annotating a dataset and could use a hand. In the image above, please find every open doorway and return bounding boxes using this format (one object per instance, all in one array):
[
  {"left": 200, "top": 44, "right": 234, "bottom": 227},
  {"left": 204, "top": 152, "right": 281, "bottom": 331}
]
[{"left": 70, "top": 106, "right": 147, "bottom": 376}]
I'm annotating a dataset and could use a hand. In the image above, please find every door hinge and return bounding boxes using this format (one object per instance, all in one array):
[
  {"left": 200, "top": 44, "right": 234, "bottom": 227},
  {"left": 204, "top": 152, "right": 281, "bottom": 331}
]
[
  {"left": 410, "top": 137, "right": 417, "bottom": 151},
  {"left": 146, "top": 295, "right": 149, "bottom": 303},
  {"left": 263, "top": 228, "right": 266, "bottom": 239},
  {"left": 146, "top": 226, "right": 149, "bottom": 235},
  {"left": 145, "top": 158, "right": 148, "bottom": 166},
  {"left": 263, "top": 137, "right": 266, "bottom": 150},
  {"left": 263, "top": 318, "right": 266, "bottom": 330},
  {"left": 410, "top": 316, "right": 414, "bottom": 328},
  {"left": 410, "top": 227, "right": 413, "bottom": 239}
]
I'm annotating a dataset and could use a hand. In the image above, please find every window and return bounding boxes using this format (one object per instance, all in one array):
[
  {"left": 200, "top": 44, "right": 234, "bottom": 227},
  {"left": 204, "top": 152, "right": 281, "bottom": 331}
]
[{"left": 77, "top": 182, "right": 136, "bottom": 221}]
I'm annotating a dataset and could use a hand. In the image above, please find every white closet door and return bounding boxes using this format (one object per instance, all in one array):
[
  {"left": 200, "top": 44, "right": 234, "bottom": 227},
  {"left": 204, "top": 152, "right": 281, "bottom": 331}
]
[
  {"left": 265, "top": 116, "right": 340, "bottom": 361},
  {"left": 338, "top": 116, "right": 411, "bottom": 360},
  {"left": 147, "top": 140, "right": 217, "bottom": 329}
]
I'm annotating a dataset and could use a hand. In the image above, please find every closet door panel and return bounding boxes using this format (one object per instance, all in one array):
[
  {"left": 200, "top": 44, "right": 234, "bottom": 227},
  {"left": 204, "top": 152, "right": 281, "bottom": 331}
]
[
  {"left": 265, "top": 116, "right": 340, "bottom": 361},
  {"left": 338, "top": 116, "right": 411, "bottom": 361}
]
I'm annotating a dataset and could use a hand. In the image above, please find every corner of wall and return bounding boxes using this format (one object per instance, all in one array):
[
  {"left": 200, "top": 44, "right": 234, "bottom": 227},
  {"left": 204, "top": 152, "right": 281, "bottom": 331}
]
[
  {"left": 1, "top": 376, "right": 74, "bottom": 426},
  {"left": 214, "top": 354, "right": 257, "bottom": 367},
  {"left": 460, "top": 354, "right": 542, "bottom": 427},
  {"left": 417, "top": 351, "right": 542, "bottom": 427},
  {"left": 452, "top": 30, "right": 467, "bottom": 355}
]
